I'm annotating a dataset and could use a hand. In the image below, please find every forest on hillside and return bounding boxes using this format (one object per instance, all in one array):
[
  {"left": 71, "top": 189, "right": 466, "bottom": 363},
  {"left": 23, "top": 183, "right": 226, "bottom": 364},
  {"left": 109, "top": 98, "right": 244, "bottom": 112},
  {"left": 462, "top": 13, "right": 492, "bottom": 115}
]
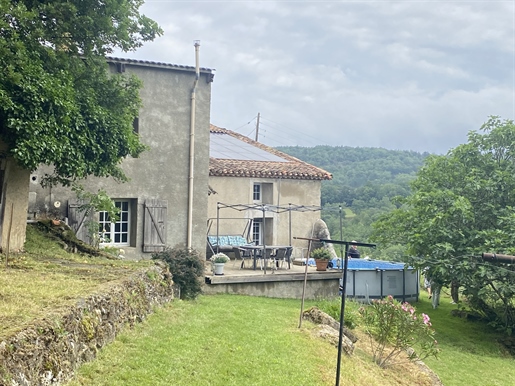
[{"left": 276, "top": 146, "right": 430, "bottom": 259}]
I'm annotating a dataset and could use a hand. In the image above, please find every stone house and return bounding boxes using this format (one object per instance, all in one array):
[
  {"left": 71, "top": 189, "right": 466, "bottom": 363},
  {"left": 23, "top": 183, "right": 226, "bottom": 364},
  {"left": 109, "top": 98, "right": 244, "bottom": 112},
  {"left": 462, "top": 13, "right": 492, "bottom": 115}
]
[
  {"left": 28, "top": 57, "right": 214, "bottom": 259},
  {"left": 208, "top": 125, "right": 332, "bottom": 256}
]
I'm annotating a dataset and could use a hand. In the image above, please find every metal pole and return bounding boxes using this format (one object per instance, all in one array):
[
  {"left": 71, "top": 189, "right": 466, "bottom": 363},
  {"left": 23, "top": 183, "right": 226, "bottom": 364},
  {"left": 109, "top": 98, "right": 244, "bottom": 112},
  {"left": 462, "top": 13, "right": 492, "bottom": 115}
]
[
  {"left": 482, "top": 253, "right": 515, "bottom": 263},
  {"left": 335, "top": 243, "right": 350, "bottom": 386},
  {"left": 289, "top": 203, "right": 292, "bottom": 247},
  {"left": 339, "top": 205, "right": 343, "bottom": 258},
  {"left": 255, "top": 112, "right": 260, "bottom": 142},
  {"left": 298, "top": 239, "right": 313, "bottom": 328},
  {"left": 216, "top": 203, "right": 220, "bottom": 254},
  {"left": 262, "top": 205, "right": 267, "bottom": 274}
]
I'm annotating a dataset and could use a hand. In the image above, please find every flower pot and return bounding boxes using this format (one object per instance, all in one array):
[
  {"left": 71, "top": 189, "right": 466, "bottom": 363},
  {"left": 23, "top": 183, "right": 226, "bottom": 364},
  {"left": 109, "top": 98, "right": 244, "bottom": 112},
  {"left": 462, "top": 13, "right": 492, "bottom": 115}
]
[
  {"left": 213, "top": 263, "right": 225, "bottom": 275},
  {"left": 315, "top": 259, "right": 329, "bottom": 271}
]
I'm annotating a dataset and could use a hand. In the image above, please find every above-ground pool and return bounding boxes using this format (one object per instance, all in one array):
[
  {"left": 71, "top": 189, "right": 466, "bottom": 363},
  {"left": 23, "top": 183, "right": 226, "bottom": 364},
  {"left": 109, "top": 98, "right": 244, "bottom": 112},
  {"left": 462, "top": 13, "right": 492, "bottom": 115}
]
[{"left": 327, "top": 258, "right": 419, "bottom": 303}]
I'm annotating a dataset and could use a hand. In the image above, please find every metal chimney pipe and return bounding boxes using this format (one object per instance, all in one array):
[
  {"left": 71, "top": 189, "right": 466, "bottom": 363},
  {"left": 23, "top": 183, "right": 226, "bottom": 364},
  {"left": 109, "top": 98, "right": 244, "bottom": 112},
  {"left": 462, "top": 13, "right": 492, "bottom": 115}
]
[{"left": 187, "top": 40, "right": 200, "bottom": 250}]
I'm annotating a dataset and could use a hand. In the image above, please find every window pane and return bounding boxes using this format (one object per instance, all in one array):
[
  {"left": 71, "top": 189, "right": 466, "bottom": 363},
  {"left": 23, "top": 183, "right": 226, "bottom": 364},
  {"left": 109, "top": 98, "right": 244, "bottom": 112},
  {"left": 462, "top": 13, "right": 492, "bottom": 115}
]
[
  {"left": 100, "top": 200, "right": 130, "bottom": 246},
  {"left": 253, "top": 184, "right": 261, "bottom": 201}
]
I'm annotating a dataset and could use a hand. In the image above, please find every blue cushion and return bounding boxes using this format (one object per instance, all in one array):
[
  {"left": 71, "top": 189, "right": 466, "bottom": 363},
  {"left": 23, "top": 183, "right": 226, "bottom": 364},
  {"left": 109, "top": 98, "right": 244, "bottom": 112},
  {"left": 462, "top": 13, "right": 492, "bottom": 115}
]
[{"left": 208, "top": 235, "right": 247, "bottom": 246}]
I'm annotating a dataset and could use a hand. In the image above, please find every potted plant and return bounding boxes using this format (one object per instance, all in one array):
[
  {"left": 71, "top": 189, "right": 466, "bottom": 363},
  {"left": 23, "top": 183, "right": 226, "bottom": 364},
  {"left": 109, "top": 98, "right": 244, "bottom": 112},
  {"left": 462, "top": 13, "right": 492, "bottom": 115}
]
[
  {"left": 311, "top": 247, "right": 331, "bottom": 271},
  {"left": 210, "top": 253, "right": 230, "bottom": 275}
]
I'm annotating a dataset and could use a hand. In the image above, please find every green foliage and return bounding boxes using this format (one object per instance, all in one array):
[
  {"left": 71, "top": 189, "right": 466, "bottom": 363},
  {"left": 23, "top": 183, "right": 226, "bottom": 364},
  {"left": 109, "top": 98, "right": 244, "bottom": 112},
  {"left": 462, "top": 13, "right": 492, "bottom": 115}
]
[
  {"left": 277, "top": 145, "right": 428, "bottom": 207},
  {"left": 371, "top": 116, "right": 515, "bottom": 333},
  {"left": 209, "top": 253, "right": 230, "bottom": 263},
  {"left": 72, "top": 184, "right": 120, "bottom": 248},
  {"left": 310, "top": 247, "right": 331, "bottom": 260},
  {"left": 0, "top": 0, "right": 162, "bottom": 186},
  {"left": 278, "top": 146, "right": 428, "bottom": 260},
  {"left": 316, "top": 298, "right": 360, "bottom": 329},
  {"left": 359, "top": 296, "right": 439, "bottom": 368},
  {"left": 152, "top": 247, "right": 204, "bottom": 300}
]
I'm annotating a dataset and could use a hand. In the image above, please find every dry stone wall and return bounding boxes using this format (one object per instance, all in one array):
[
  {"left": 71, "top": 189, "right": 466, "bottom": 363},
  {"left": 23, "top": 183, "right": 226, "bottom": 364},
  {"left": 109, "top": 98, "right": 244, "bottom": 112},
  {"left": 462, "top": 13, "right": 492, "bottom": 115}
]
[{"left": 0, "top": 262, "right": 175, "bottom": 386}]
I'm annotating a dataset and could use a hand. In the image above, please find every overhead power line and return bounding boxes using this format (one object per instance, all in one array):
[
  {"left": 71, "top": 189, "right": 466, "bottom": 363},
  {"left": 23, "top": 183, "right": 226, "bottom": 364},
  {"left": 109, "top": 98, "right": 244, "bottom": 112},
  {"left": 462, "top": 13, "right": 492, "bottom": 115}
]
[{"left": 232, "top": 114, "right": 333, "bottom": 147}]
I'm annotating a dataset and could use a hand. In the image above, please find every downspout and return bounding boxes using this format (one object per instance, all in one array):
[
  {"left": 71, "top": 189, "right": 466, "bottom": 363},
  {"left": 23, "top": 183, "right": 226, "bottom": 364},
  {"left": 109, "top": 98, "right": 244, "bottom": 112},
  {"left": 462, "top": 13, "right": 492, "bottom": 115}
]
[{"left": 187, "top": 41, "right": 200, "bottom": 249}]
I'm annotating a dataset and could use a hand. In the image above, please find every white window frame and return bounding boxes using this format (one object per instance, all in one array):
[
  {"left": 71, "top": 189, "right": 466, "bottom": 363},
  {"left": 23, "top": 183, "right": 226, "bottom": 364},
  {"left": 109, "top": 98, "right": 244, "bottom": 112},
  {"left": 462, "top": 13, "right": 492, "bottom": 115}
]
[
  {"left": 98, "top": 200, "right": 130, "bottom": 246},
  {"left": 252, "top": 218, "right": 262, "bottom": 245},
  {"left": 253, "top": 183, "right": 261, "bottom": 202}
]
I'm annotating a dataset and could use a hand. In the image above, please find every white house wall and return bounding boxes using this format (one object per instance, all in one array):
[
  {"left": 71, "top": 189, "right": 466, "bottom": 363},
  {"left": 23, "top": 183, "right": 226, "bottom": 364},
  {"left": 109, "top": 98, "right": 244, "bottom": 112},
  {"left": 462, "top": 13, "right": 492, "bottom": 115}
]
[{"left": 208, "top": 176, "right": 322, "bottom": 254}]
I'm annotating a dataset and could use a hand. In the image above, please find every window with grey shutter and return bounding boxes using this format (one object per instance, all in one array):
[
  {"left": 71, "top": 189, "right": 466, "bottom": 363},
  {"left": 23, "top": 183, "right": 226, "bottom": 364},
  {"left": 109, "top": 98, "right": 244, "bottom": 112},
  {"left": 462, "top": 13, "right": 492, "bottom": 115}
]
[{"left": 143, "top": 199, "right": 167, "bottom": 252}]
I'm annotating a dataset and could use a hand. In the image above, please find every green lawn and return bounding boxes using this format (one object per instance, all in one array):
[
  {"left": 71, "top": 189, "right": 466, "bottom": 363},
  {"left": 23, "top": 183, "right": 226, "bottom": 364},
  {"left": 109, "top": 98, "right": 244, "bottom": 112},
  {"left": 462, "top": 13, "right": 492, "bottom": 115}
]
[
  {"left": 67, "top": 295, "right": 433, "bottom": 386},
  {"left": 416, "top": 293, "right": 515, "bottom": 386},
  {"left": 66, "top": 293, "right": 514, "bottom": 386}
]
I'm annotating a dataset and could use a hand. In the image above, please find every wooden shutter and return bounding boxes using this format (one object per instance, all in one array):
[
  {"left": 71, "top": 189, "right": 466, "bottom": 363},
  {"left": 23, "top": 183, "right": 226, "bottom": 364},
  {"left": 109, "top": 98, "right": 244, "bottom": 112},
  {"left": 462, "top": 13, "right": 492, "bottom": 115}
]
[
  {"left": 68, "top": 199, "right": 93, "bottom": 244},
  {"left": 143, "top": 199, "right": 167, "bottom": 252}
]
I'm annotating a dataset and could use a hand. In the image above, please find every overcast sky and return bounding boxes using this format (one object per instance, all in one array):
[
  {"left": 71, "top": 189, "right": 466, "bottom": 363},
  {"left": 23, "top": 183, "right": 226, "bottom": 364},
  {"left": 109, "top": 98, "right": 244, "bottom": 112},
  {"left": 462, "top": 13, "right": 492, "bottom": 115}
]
[{"left": 116, "top": 0, "right": 515, "bottom": 154}]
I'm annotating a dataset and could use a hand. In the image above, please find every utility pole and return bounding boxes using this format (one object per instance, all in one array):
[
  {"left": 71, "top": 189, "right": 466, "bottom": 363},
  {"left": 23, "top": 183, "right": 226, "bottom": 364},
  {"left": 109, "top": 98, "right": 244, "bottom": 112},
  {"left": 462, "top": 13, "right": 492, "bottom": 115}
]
[{"left": 255, "top": 112, "right": 260, "bottom": 142}]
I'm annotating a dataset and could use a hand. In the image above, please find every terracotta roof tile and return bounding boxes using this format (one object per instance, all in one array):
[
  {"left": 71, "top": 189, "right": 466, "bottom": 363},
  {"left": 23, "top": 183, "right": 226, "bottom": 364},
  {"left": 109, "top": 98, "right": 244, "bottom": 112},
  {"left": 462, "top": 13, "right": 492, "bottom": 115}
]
[{"left": 209, "top": 124, "right": 332, "bottom": 181}]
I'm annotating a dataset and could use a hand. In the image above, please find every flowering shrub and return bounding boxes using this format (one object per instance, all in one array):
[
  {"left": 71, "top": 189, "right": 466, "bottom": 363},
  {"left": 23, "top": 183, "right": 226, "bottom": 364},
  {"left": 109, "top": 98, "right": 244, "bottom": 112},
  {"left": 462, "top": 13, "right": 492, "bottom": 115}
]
[
  {"left": 210, "top": 253, "right": 230, "bottom": 264},
  {"left": 358, "top": 295, "right": 439, "bottom": 368}
]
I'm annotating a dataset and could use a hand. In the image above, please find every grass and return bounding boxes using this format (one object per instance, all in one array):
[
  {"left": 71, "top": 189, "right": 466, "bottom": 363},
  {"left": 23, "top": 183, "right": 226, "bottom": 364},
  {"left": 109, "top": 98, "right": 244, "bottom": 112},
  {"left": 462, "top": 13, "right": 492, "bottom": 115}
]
[
  {"left": 415, "top": 293, "right": 515, "bottom": 386},
  {"left": 0, "top": 223, "right": 151, "bottom": 338},
  {"left": 67, "top": 293, "right": 515, "bottom": 386},
  {"left": 3, "top": 225, "right": 514, "bottom": 385},
  {"left": 67, "top": 295, "right": 435, "bottom": 386}
]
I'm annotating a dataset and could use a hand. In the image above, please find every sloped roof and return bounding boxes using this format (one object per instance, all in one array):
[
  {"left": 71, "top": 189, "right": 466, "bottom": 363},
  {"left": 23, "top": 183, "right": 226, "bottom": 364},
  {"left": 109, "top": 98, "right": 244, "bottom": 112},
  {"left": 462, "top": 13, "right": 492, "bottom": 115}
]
[
  {"left": 106, "top": 56, "right": 215, "bottom": 75},
  {"left": 209, "top": 125, "right": 332, "bottom": 181}
]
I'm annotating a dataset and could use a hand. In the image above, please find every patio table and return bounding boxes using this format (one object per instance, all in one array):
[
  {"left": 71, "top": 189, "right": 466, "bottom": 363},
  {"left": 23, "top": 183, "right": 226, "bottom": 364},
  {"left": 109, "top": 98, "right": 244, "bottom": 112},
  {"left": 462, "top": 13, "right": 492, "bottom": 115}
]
[{"left": 240, "top": 245, "right": 290, "bottom": 271}]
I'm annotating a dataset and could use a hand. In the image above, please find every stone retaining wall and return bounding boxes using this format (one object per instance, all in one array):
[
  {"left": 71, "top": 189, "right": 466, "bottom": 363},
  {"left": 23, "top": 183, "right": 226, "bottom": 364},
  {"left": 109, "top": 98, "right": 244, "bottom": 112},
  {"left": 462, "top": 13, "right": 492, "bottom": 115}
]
[{"left": 0, "top": 262, "right": 175, "bottom": 386}]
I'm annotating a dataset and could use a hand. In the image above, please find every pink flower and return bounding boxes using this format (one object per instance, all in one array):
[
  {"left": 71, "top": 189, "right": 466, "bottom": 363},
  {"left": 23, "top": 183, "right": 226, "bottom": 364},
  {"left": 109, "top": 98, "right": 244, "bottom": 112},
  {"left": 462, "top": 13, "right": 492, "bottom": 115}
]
[{"left": 422, "top": 313, "right": 431, "bottom": 325}]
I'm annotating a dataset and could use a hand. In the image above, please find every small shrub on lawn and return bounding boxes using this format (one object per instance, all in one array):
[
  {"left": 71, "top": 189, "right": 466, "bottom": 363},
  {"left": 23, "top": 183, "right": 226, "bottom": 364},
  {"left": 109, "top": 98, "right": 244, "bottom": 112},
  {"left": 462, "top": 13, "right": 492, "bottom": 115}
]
[
  {"left": 152, "top": 247, "right": 204, "bottom": 300},
  {"left": 359, "top": 295, "right": 440, "bottom": 368},
  {"left": 316, "top": 298, "right": 360, "bottom": 329}
]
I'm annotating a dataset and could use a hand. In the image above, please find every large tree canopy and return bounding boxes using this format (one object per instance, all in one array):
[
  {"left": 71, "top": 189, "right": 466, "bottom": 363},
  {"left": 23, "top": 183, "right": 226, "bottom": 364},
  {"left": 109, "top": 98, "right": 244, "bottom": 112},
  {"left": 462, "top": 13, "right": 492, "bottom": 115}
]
[
  {"left": 0, "top": 0, "right": 162, "bottom": 186},
  {"left": 372, "top": 117, "right": 515, "bottom": 332}
]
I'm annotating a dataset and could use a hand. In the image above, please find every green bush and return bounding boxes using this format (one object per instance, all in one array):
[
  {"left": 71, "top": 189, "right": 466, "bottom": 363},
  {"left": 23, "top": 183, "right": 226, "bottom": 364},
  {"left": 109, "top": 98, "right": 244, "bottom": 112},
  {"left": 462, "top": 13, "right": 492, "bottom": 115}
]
[
  {"left": 310, "top": 247, "right": 331, "bottom": 260},
  {"left": 152, "top": 247, "right": 204, "bottom": 300},
  {"left": 316, "top": 298, "right": 359, "bottom": 329},
  {"left": 359, "top": 295, "right": 439, "bottom": 368}
]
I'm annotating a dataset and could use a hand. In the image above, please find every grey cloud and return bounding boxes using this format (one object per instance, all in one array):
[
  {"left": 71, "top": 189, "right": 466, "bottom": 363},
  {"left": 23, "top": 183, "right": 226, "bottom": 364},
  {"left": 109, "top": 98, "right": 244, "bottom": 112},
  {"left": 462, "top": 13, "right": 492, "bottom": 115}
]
[{"left": 118, "top": 1, "right": 514, "bottom": 154}]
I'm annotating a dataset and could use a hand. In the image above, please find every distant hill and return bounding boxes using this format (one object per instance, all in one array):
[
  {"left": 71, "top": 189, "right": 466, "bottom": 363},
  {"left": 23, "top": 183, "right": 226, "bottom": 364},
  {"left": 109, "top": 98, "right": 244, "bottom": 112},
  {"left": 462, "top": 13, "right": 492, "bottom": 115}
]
[{"left": 276, "top": 146, "right": 430, "bottom": 207}]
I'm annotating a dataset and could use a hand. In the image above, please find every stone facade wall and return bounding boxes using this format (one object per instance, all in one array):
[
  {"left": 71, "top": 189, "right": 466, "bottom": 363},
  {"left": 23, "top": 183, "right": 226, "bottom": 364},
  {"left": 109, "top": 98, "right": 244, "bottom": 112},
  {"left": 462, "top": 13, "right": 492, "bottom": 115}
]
[{"left": 0, "top": 263, "right": 175, "bottom": 386}]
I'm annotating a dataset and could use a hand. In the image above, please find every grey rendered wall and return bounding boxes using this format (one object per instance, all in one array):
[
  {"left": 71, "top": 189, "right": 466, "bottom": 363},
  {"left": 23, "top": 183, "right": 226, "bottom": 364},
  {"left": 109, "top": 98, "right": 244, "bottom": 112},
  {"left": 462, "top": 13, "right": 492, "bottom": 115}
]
[
  {"left": 28, "top": 62, "right": 212, "bottom": 259},
  {"left": 0, "top": 139, "right": 30, "bottom": 252}
]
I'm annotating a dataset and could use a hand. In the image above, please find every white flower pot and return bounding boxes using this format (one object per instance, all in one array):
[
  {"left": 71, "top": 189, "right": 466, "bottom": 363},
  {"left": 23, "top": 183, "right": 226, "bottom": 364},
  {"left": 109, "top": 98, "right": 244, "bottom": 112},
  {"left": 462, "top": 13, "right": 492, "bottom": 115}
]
[{"left": 213, "top": 263, "right": 225, "bottom": 275}]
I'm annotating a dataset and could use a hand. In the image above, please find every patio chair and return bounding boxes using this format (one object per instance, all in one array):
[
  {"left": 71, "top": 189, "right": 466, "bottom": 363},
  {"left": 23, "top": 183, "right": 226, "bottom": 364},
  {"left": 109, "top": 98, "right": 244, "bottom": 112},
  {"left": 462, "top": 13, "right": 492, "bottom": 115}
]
[
  {"left": 254, "top": 247, "right": 273, "bottom": 271},
  {"left": 273, "top": 247, "right": 287, "bottom": 269},
  {"left": 233, "top": 247, "right": 251, "bottom": 269},
  {"left": 280, "top": 247, "right": 293, "bottom": 269},
  {"left": 273, "top": 247, "right": 293, "bottom": 269}
]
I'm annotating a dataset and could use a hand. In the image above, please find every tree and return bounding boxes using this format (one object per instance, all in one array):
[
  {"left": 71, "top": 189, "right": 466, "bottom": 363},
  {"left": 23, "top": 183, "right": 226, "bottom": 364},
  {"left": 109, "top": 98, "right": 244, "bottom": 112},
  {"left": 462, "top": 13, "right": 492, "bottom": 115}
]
[
  {"left": 0, "top": 0, "right": 162, "bottom": 186},
  {"left": 371, "top": 117, "right": 515, "bottom": 333}
]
